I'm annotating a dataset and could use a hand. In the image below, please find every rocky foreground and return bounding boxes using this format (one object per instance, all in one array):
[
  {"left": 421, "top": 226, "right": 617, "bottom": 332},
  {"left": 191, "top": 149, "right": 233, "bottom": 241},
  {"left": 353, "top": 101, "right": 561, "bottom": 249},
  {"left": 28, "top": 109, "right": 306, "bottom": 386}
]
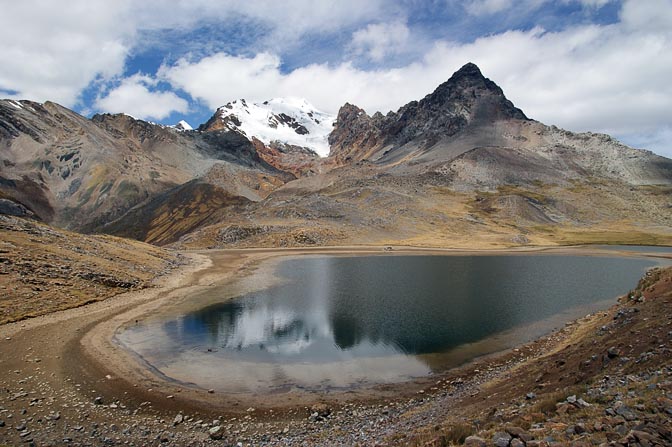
[{"left": 0, "top": 239, "right": 670, "bottom": 446}]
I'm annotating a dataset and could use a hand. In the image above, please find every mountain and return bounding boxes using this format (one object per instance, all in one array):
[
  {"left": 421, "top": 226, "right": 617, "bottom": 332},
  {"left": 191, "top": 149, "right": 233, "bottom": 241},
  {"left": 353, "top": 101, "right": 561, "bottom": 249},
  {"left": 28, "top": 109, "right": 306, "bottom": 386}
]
[
  {"left": 173, "top": 63, "right": 672, "bottom": 249},
  {"left": 200, "top": 97, "right": 335, "bottom": 157},
  {"left": 1, "top": 63, "right": 671, "bottom": 249},
  {"left": 329, "top": 62, "right": 528, "bottom": 163},
  {"left": 328, "top": 63, "right": 670, "bottom": 187},
  {"left": 0, "top": 101, "right": 289, "bottom": 232}
]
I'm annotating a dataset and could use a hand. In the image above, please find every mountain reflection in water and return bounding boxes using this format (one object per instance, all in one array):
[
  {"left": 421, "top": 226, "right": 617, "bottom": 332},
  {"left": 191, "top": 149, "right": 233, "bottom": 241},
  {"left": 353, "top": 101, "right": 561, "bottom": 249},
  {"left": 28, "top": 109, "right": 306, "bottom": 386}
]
[{"left": 117, "top": 255, "right": 657, "bottom": 391}]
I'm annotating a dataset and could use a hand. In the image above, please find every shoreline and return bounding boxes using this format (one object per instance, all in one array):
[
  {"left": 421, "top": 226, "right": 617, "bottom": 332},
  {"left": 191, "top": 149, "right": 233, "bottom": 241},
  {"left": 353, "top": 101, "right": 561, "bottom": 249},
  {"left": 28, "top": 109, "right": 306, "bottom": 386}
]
[{"left": 1, "top": 244, "right": 670, "bottom": 445}]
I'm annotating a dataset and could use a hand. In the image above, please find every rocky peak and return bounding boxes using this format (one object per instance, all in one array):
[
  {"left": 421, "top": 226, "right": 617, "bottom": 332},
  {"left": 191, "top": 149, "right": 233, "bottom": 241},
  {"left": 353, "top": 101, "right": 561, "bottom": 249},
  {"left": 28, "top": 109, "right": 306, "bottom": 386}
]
[
  {"left": 329, "top": 63, "right": 530, "bottom": 162},
  {"left": 420, "top": 62, "right": 528, "bottom": 121}
]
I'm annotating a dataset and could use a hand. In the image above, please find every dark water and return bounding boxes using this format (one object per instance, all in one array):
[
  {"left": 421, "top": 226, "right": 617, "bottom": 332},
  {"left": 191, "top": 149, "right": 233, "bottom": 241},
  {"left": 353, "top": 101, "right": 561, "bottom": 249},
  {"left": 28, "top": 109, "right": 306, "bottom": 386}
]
[
  {"left": 595, "top": 245, "right": 672, "bottom": 253},
  {"left": 118, "top": 255, "right": 656, "bottom": 392}
]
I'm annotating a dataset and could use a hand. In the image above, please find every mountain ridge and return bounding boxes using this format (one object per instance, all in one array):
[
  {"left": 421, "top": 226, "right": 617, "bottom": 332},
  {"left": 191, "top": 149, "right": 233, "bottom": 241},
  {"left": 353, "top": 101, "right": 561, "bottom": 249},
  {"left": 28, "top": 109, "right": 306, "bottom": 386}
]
[{"left": 1, "top": 62, "right": 671, "bottom": 249}]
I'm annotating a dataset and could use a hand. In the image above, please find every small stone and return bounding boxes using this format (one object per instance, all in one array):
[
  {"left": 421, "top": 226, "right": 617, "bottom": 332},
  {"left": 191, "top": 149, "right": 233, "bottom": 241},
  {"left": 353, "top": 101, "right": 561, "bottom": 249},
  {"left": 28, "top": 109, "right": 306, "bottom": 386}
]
[
  {"left": 464, "top": 435, "right": 487, "bottom": 447},
  {"left": 607, "top": 347, "right": 620, "bottom": 358},
  {"left": 631, "top": 430, "right": 655, "bottom": 443},
  {"left": 506, "top": 426, "right": 533, "bottom": 442},
  {"left": 0, "top": 420, "right": 4, "bottom": 427},
  {"left": 207, "top": 389, "right": 214, "bottom": 394},
  {"left": 575, "top": 398, "right": 590, "bottom": 408},
  {"left": 208, "top": 426, "right": 223, "bottom": 440},
  {"left": 16, "top": 422, "right": 27, "bottom": 431},
  {"left": 94, "top": 397, "right": 103, "bottom": 405},
  {"left": 566, "top": 395, "right": 577, "bottom": 404},
  {"left": 310, "top": 403, "right": 331, "bottom": 417},
  {"left": 493, "top": 431, "right": 512, "bottom": 447},
  {"left": 283, "top": 426, "right": 289, "bottom": 434},
  {"left": 526, "top": 392, "right": 536, "bottom": 400},
  {"left": 510, "top": 439, "right": 524, "bottom": 447},
  {"left": 615, "top": 405, "right": 636, "bottom": 421},
  {"left": 173, "top": 414, "right": 183, "bottom": 426}
]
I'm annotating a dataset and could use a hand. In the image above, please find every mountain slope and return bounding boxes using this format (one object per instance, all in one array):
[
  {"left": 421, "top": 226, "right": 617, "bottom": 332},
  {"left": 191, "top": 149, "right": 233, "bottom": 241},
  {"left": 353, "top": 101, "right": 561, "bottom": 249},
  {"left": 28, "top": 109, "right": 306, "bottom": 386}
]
[
  {"left": 0, "top": 214, "right": 179, "bottom": 324},
  {"left": 0, "top": 101, "right": 289, "bottom": 232}
]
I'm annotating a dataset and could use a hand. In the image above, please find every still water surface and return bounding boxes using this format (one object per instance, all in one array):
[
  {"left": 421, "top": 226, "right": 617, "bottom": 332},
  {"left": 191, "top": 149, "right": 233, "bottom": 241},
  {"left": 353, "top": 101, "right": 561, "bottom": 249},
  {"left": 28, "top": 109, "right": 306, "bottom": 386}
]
[{"left": 118, "top": 255, "right": 657, "bottom": 392}]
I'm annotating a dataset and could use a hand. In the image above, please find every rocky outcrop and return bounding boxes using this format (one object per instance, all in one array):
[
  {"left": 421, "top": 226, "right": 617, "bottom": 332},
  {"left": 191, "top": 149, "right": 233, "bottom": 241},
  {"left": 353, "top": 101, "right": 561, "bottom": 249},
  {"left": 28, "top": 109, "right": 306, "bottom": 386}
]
[{"left": 0, "top": 198, "right": 34, "bottom": 218}]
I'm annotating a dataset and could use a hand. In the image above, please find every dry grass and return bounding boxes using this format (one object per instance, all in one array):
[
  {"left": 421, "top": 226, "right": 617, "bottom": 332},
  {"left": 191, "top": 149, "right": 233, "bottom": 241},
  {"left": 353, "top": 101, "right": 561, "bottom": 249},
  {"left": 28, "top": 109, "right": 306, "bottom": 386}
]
[{"left": 0, "top": 216, "right": 179, "bottom": 324}]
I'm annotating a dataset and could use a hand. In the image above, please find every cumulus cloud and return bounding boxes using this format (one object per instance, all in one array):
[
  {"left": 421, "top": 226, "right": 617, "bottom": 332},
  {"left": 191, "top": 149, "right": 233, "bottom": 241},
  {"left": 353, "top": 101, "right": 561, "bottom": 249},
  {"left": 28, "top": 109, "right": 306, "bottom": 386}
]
[
  {"left": 0, "top": 1, "right": 132, "bottom": 107},
  {"left": 349, "top": 21, "right": 411, "bottom": 62},
  {"left": 160, "top": 52, "right": 430, "bottom": 114},
  {"left": 95, "top": 74, "right": 188, "bottom": 120},
  {"left": 0, "top": 0, "right": 391, "bottom": 107}
]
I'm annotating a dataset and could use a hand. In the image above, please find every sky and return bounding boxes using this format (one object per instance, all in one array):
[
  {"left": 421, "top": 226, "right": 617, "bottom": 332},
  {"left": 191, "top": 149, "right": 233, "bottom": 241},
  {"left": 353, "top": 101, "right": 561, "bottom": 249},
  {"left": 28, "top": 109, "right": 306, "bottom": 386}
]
[{"left": 1, "top": 0, "right": 671, "bottom": 157}]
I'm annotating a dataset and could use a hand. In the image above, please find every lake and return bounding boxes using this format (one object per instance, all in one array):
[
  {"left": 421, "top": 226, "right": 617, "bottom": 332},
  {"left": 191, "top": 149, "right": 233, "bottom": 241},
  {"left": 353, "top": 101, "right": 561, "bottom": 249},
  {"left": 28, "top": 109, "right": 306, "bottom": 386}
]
[{"left": 116, "top": 254, "right": 658, "bottom": 393}]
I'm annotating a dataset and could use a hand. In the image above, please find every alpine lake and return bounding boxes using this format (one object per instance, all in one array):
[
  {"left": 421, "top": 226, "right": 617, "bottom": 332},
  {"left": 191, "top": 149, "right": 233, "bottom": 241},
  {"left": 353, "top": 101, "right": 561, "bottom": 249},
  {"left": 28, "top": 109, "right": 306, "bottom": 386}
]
[{"left": 116, "top": 249, "right": 668, "bottom": 394}]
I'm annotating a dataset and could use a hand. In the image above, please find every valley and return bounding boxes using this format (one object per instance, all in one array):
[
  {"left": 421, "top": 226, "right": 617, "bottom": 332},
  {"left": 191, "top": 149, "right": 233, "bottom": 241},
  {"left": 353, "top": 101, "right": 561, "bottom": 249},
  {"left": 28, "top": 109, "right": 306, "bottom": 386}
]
[{"left": 1, "top": 62, "right": 671, "bottom": 446}]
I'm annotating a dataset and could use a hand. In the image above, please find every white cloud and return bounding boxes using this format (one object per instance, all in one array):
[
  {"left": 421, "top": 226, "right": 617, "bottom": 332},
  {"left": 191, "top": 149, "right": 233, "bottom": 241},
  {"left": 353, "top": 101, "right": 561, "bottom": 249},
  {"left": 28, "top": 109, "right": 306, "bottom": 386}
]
[
  {"left": 349, "top": 21, "right": 411, "bottom": 62},
  {"left": 160, "top": 52, "right": 428, "bottom": 114},
  {"left": 0, "top": 0, "right": 391, "bottom": 107},
  {"left": 464, "top": 0, "right": 514, "bottom": 16},
  {"left": 0, "top": 0, "right": 132, "bottom": 107},
  {"left": 95, "top": 74, "right": 188, "bottom": 120}
]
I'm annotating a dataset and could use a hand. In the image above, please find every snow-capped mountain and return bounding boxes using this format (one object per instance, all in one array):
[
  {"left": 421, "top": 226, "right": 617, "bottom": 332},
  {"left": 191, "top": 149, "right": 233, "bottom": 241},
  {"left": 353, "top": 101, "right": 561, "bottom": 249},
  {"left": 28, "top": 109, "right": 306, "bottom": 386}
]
[
  {"left": 200, "top": 98, "right": 335, "bottom": 157},
  {"left": 173, "top": 120, "right": 193, "bottom": 131}
]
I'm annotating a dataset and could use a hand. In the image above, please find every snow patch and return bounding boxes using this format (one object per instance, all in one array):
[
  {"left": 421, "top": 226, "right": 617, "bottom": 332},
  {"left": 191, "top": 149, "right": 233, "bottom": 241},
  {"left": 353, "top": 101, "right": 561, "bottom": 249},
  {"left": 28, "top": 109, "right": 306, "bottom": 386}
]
[
  {"left": 215, "top": 97, "right": 335, "bottom": 157},
  {"left": 174, "top": 120, "right": 193, "bottom": 131}
]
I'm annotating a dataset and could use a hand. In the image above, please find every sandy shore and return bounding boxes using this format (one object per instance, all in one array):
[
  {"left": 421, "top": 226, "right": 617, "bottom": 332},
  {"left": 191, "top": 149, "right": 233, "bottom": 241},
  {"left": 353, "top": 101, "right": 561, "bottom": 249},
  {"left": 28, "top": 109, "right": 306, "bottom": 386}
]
[{"left": 0, "top": 244, "right": 669, "bottom": 445}]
